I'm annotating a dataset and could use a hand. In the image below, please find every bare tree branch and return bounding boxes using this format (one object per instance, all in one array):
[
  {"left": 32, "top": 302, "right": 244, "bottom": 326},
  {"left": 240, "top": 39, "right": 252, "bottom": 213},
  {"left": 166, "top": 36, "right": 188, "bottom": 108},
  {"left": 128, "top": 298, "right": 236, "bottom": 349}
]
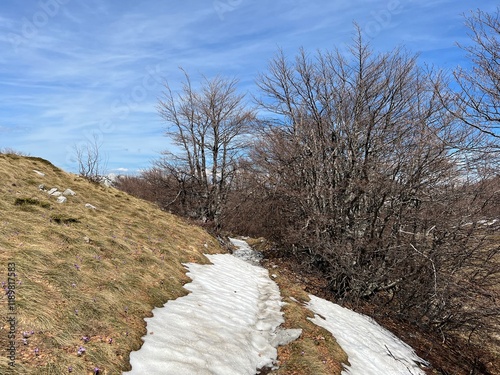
[{"left": 156, "top": 70, "right": 256, "bottom": 227}]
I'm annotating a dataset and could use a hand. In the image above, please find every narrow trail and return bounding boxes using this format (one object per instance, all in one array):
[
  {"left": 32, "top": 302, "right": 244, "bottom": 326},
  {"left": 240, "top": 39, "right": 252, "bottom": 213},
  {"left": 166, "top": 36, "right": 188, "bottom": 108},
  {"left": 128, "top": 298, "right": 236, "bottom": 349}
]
[
  {"left": 124, "top": 239, "right": 294, "bottom": 375},
  {"left": 124, "top": 238, "right": 427, "bottom": 375}
]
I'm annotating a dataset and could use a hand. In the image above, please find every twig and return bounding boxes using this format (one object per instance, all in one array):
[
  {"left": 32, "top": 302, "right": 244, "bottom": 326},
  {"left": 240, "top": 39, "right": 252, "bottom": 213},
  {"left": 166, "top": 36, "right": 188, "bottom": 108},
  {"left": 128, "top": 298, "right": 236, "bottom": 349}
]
[{"left": 410, "top": 243, "right": 438, "bottom": 297}]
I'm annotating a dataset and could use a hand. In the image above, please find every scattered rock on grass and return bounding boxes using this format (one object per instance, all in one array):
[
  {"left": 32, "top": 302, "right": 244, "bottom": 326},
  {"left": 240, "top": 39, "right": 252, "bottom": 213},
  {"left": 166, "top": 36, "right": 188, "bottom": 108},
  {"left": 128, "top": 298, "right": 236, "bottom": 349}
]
[
  {"left": 271, "top": 328, "right": 303, "bottom": 346},
  {"left": 63, "top": 189, "right": 76, "bottom": 196},
  {"left": 47, "top": 188, "right": 58, "bottom": 195}
]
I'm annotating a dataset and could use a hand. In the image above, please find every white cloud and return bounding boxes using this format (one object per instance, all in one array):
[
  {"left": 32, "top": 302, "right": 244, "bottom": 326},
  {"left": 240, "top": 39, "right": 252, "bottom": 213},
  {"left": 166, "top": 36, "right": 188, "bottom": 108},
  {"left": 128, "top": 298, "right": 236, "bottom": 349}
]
[{"left": 0, "top": 0, "right": 496, "bottom": 172}]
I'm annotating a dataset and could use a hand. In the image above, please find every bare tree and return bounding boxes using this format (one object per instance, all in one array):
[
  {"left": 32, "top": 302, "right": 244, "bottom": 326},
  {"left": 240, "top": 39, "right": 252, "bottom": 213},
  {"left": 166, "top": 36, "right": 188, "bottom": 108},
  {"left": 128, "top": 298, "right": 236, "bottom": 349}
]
[
  {"left": 250, "top": 32, "right": 498, "bottom": 354},
  {"left": 74, "top": 134, "right": 107, "bottom": 183},
  {"left": 157, "top": 70, "right": 256, "bottom": 227},
  {"left": 453, "top": 7, "right": 500, "bottom": 141}
]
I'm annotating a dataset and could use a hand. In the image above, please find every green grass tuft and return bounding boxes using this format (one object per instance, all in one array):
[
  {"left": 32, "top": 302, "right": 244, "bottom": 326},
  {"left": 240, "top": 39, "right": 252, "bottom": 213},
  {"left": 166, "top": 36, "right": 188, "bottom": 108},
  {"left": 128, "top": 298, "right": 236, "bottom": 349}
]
[{"left": 14, "top": 198, "right": 51, "bottom": 209}]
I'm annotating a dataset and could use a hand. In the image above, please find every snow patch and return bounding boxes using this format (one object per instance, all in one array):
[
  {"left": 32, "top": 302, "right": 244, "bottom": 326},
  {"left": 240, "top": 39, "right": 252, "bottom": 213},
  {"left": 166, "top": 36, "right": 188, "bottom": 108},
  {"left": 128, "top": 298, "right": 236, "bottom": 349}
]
[
  {"left": 229, "top": 237, "right": 264, "bottom": 265},
  {"left": 307, "top": 295, "right": 428, "bottom": 375},
  {"left": 124, "top": 254, "right": 285, "bottom": 375}
]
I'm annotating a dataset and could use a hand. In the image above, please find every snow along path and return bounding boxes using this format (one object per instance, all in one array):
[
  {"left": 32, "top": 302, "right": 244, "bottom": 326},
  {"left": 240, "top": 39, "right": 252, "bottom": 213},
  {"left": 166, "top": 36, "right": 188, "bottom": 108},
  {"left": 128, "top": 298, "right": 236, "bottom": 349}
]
[
  {"left": 229, "top": 237, "right": 264, "bottom": 265},
  {"left": 307, "top": 295, "right": 428, "bottom": 375},
  {"left": 123, "top": 253, "right": 285, "bottom": 375}
]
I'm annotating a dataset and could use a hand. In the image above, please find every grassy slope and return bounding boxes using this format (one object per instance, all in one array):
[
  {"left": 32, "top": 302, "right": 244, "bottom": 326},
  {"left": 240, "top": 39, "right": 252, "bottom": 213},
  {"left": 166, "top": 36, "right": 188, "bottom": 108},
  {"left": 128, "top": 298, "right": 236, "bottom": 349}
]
[{"left": 0, "top": 154, "right": 221, "bottom": 374}]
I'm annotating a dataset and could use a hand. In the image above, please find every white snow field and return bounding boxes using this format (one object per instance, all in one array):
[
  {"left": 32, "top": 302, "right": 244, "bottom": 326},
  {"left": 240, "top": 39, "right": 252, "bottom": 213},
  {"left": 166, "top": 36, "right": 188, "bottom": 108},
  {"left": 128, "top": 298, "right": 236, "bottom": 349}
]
[
  {"left": 124, "top": 253, "right": 285, "bottom": 375},
  {"left": 307, "top": 295, "right": 428, "bottom": 375},
  {"left": 125, "top": 238, "right": 429, "bottom": 375}
]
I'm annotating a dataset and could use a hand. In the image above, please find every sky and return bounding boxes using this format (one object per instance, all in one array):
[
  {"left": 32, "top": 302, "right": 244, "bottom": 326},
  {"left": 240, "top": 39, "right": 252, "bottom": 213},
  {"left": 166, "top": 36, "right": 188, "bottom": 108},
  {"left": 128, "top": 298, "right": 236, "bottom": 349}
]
[{"left": 0, "top": 0, "right": 498, "bottom": 174}]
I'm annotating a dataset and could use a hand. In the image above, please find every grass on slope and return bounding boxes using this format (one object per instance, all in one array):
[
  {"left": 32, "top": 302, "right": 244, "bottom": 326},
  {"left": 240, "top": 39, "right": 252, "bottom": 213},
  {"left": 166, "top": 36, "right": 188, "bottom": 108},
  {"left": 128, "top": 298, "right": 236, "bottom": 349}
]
[{"left": 0, "top": 154, "right": 222, "bottom": 374}]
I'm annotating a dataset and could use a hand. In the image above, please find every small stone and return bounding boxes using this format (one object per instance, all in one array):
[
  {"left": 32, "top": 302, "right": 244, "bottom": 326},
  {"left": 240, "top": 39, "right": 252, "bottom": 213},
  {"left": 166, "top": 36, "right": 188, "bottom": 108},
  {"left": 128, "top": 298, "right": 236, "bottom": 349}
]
[
  {"left": 38, "top": 184, "right": 45, "bottom": 191},
  {"left": 83, "top": 236, "right": 90, "bottom": 243},
  {"left": 52, "top": 191, "right": 62, "bottom": 197},
  {"left": 47, "top": 188, "right": 58, "bottom": 195},
  {"left": 33, "top": 170, "right": 45, "bottom": 176},
  {"left": 57, "top": 196, "right": 67, "bottom": 204},
  {"left": 85, "top": 203, "right": 97, "bottom": 210}
]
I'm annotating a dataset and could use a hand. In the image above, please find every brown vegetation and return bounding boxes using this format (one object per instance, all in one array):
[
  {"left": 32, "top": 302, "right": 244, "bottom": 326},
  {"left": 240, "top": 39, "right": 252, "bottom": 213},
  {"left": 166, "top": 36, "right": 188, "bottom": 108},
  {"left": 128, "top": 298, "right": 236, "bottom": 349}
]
[{"left": 0, "top": 153, "right": 222, "bottom": 374}]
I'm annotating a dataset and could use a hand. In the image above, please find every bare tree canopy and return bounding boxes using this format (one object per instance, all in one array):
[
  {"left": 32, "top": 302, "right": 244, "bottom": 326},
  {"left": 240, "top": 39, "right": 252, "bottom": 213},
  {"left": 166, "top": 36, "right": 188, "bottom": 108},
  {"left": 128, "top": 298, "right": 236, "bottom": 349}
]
[
  {"left": 453, "top": 7, "right": 500, "bottom": 141},
  {"left": 74, "top": 134, "right": 107, "bottom": 183},
  {"left": 156, "top": 70, "right": 256, "bottom": 225},
  {"left": 248, "top": 32, "right": 498, "bottom": 352},
  {"left": 114, "top": 24, "right": 499, "bottom": 375}
]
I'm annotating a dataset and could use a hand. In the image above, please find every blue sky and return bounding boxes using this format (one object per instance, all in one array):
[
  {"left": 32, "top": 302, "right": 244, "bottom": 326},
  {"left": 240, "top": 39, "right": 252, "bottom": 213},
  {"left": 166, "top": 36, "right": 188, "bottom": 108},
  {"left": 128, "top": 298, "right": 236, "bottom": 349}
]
[{"left": 0, "top": 0, "right": 497, "bottom": 174}]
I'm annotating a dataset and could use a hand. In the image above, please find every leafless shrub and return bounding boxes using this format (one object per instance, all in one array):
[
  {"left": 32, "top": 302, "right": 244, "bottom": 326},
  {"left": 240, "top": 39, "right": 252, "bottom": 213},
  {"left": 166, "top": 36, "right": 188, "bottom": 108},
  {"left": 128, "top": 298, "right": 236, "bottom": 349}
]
[
  {"left": 244, "top": 30, "right": 499, "bottom": 358},
  {"left": 0, "top": 147, "right": 30, "bottom": 156},
  {"left": 74, "top": 134, "right": 107, "bottom": 183}
]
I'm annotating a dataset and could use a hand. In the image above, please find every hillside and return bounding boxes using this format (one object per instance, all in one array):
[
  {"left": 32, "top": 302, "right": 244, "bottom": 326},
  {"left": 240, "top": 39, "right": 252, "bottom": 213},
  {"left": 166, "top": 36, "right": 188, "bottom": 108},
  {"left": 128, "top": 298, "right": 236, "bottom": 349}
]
[
  {"left": 3, "top": 153, "right": 488, "bottom": 375},
  {"left": 0, "top": 154, "right": 353, "bottom": 375},
  {"left": 0, "top": 154, "right": 222, "bottom": 374}
]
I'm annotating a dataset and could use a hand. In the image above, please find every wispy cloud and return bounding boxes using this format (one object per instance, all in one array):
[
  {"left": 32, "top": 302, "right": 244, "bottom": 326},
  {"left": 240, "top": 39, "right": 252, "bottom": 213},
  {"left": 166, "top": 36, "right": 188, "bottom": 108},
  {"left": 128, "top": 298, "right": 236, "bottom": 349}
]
[{"left": 0, "top": 0, "right": 496, "bottom": 172}]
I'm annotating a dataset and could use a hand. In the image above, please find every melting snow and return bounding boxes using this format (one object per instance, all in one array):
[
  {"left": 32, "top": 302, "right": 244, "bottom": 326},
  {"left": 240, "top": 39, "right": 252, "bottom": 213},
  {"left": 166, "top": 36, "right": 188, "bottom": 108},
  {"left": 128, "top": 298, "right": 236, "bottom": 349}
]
[
  {"left": 229, "top": 237, "right": 264, "bottom": 265},
  {"left": 307, "top": 295, "right": 428, "bottom": 375},
  {"left": 124, "top": 253, "right": 285, "bottom": 375},
  {"left": 125, "top": 238, "right": 428, "bottom": 375}
]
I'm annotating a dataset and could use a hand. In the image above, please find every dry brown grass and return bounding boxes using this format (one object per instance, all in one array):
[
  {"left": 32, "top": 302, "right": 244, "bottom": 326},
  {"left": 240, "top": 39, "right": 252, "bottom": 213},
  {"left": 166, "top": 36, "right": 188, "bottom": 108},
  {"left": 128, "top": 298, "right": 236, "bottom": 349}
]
[{"left": 0, "top": 154, "right": 222, "bottom": 374}]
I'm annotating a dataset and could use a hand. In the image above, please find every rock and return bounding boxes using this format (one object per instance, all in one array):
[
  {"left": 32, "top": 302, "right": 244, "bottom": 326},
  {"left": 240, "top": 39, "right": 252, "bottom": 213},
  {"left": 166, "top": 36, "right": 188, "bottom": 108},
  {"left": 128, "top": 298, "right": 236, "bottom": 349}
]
[
  {"left": 101, "top": 173, "right": 118, "bottom": 187},
  {"left": 47, "top": 188, "right": 58, "bottom": 195},
  {"left": 83, "top": 236, "right": 91, "bottom": 243},
  {"left": 57, "top": 196, "right": 67, "bottom": 204},
  {"left": 33, "top": 170, "right": 45, "bottom": 176},
  {"left": 63, "top": 189, "right": 76, "bottom": 196},
  {"left": 38, "top": 184, "right": 45, "bottom": 191},
  {"left": 85, "top": 203, "right": 96, "bottom": 210},
  {"left": 52, "top": 191, "right": 62, "bottom": 197}
]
